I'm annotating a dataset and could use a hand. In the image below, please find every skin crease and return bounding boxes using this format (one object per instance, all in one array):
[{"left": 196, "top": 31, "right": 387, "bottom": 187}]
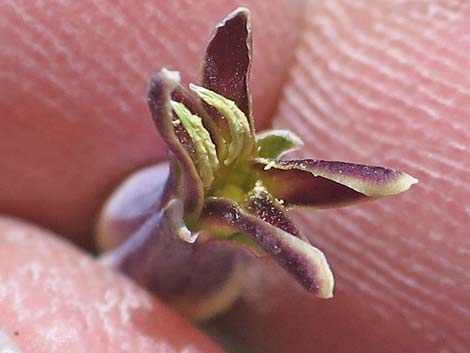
[{"left": 1, "top": 1, "right": 470, "bottom": 353}]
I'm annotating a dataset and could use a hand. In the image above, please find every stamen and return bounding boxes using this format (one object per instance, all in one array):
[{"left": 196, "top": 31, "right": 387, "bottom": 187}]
[{"left": 189, "top": 84, "right": 253, "bottom": 165}]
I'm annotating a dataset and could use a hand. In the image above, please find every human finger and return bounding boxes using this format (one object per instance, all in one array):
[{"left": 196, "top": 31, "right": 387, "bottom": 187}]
[{"left": 0, "top": 216, "right": 224, "bottom": 353}]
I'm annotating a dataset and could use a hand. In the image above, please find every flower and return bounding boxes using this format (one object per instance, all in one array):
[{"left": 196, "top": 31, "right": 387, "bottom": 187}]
[{"left": 101, "top": 7, "right": 417, "bottom": 321}]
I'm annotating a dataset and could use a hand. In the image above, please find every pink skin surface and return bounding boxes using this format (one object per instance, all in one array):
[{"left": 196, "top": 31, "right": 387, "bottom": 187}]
[
  {"left": 0, "top": 217, "right": 223, "bottom": 353},
  {"left": 1, "top": 0, "right": 470, "bottom": 353}
]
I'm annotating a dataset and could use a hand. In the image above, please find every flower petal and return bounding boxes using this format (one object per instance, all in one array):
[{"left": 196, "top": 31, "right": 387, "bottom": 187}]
[
  {"left": 246, "top": 182, "right": 308, "bottom": 242},
  {"left": 255, "top": 158, "right": 419, "bottom": 208},
  {"left": 199, "top": 7, "right": 255, "bottom": 160},
  {"left": 202, "top": 197, "right": 334, "bottom": 298},
  {"left": 212, "top": 184, "right": 307, "bottom": 258},
  {"left": 256, "top": 129, "right": 304, "bottom": 158},
  {"left": 147, "top": 69, "right": 204, "bottom": 219},
  {"left": 170, "top": 81, "right": 227, "bottom": 161},
  {"left": 170, "top": 100, "right": 219, "bottom": 188},
  {"left": 201, "top": 7, "right": 253, "bottom": 124},
  {"left": 190, "top": 84, "right": 253, "bottom": 165}
]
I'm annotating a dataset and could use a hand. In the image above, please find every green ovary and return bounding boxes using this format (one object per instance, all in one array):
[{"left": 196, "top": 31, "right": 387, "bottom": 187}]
[{"left": 209, "top": 159, "right": 257, "bottom": 205}]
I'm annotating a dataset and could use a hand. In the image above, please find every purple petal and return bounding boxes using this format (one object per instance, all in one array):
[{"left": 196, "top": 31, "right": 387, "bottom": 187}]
[
  {"left": 200, "top": 7, "right": 255, "bottom": 141},
  {"left": 255, "top": 158, "right": 418, "bottom": 208},
  {"left": 171, "top": 82, "right": 226, "bottom": 159},
  {"left": 246, "top": 186, "right": 308, "bottom": 241},
  {"left": 148, "top": 69, "right": 204, "bottom": 219},
  {"left": 202, "top": 198, "right": 334, "bottom": 298}
]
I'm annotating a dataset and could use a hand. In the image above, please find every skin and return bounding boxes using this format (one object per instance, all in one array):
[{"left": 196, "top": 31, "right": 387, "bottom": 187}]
[
  {"left": 0, "top": 217, "right": 223, "bottom": 353},
  {"left": 1, "top": 0, "right": 470, "bottom": 352}
]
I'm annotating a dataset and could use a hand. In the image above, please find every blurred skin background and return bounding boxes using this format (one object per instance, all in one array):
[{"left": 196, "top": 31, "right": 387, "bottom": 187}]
[{"left": 1, "top": 0, "right": 470, "bottom": 352}]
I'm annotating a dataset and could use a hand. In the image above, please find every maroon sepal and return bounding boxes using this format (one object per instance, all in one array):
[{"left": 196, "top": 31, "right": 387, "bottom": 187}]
[
  {"left": 202, "top": 197, "right": 334, "bottom": 298},
  {"left": 200, "top": 7, "right": 255, "bottom": 156},
  {"left": 148, "top": 71, "right": 204, "bottom": 221},
  {"left": 255, "top": 158, "right": 418, "bottom": 208}
]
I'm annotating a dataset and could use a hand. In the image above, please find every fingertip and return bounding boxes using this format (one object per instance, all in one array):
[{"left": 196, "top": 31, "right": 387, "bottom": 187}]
[{"left": 0, "top": 216, "right": 223, "bottom": 353}]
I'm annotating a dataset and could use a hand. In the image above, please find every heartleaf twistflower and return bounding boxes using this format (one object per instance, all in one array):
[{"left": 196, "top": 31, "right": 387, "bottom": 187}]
[{"left": 100, "top": 7, "right": 417, "bottom": 321}]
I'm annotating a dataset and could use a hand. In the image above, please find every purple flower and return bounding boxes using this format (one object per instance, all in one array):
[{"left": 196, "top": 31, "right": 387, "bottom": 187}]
[{"left": 101, "top": 7, "right": 417, "bottom": 321}]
